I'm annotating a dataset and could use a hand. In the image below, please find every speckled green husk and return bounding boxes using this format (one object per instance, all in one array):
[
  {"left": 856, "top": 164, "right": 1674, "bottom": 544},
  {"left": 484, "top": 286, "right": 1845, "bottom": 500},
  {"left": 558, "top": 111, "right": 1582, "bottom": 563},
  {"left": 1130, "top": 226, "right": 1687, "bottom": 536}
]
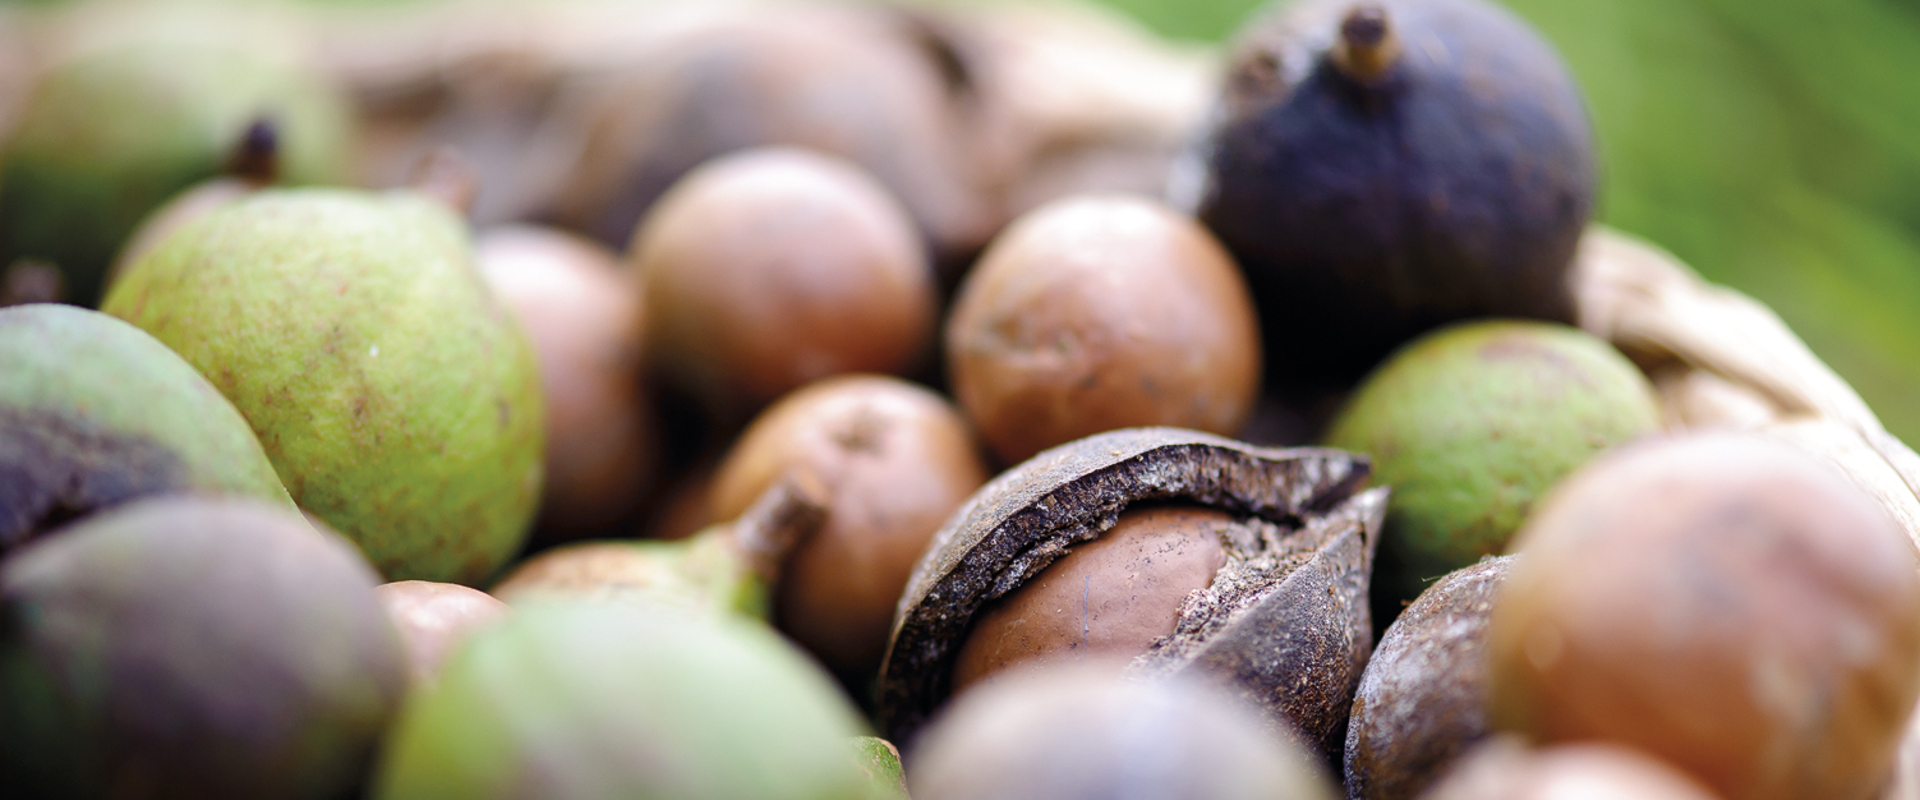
[
  {"left": 492, "top": 533, "right": 772, "bottom": 618},
  {"left": 373, "top": 602, "right": 883, "bottom": 800},
  {"left": 0, "top": 304, "right": 293, "bottom": 550},
  {"left": 850, "top": 737, "right": 906, "bottom": 799},
  {"left": 0, "top": 497, "right": 408, "bottom": 799},
  {"left": 1322, "top": 320, "right": 1658, "bottom": 614},
  {"left": 0, "top": 29, "right": 350, "bottom": 307},
  {"left": 102, "top": 188, "right": 544, "bottom": 585}
]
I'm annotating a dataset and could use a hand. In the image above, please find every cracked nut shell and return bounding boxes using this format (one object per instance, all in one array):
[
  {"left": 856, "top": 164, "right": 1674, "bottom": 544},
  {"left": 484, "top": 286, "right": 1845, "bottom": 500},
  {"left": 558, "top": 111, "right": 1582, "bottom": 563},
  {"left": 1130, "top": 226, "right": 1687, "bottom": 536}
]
[{"left": 877, "top": 427, "right": 1384, "bottom": 759}]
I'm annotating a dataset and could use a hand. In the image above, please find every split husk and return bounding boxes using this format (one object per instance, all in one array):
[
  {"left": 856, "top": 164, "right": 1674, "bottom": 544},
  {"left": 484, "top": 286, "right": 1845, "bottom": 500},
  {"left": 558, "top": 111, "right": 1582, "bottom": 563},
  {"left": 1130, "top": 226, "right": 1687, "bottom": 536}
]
[{"left": 877, "top": 427, "right": 1384, "bottom": 759}]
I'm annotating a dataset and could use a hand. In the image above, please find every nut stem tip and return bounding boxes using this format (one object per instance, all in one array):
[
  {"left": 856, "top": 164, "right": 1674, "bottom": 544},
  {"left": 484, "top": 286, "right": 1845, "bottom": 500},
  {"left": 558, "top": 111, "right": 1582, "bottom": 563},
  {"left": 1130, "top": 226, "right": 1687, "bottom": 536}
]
[
  {"left": 227, "top": 117, "right": 280, "bottom": 185},
  {"left": 730, "top": 470, "right": 831, "bottom": 583},
  {"left": 1333, "top": 4, "right": 1401, "bottom": 85}
]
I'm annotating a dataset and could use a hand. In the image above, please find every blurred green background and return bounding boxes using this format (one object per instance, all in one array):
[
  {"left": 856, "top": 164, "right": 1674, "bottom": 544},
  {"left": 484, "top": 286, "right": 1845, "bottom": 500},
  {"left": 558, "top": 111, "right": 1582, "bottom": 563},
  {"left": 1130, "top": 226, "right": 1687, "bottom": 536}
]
[{"left": 1099, "top": 0, "right": 1920, "bottom": 443}]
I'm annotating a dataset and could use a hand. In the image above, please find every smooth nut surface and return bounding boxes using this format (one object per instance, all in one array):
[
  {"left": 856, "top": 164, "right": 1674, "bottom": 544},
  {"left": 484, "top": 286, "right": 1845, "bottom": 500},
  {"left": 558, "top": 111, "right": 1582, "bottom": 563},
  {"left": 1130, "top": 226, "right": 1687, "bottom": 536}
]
[
  {"left": 945, "top": 194, "right": 1261, "bottom": 465},
  {"left": 478, "top": 224, "right": 654, "bottom": 537},
  {"left": 375, "top": 580, "right": 510, "bottom": 685},
  {"left": 951, "top": 504, "right": 1230, "bottom": 693},
  {"left": 1489, "top": 433, "right": 1920, "bottom": 800},
  {"left": 908, "top": 661, "right": 1337, "bottom": 800},
  {"left": 709, "top": 374, "right": 988, "bottom": 686},
  {"left": 1424, "top": 736, "right": 1720, "bottom": 800},
  {"left": 631, "top": 147, "right": 936, "bottom": 414}
]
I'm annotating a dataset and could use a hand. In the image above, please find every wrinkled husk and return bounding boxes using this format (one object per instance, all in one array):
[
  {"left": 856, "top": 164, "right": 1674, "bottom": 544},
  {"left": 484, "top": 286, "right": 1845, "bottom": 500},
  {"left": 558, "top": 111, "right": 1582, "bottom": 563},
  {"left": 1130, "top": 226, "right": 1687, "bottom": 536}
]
[
  {"left": 1571, "top": 227, "right": 1920, "bottom": 800},
  {"left": 1573, "top": 226, "right": 1920, "bottom": 545}
]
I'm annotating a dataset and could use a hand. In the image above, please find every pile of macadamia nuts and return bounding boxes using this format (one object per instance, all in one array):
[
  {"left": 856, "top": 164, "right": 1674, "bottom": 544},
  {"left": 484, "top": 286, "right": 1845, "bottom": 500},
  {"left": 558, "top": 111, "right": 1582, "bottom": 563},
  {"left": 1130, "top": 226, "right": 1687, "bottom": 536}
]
[{"left": 4, "top": 1, "right": 1919, "bottom": 799}]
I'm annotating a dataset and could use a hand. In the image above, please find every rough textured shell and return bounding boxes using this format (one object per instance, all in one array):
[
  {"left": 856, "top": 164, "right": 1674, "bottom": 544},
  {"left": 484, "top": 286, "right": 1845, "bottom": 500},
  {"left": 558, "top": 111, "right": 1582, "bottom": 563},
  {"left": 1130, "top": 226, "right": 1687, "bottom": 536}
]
[{"left": 1345, "top": 555, "right": 1513, "bottom": 800}]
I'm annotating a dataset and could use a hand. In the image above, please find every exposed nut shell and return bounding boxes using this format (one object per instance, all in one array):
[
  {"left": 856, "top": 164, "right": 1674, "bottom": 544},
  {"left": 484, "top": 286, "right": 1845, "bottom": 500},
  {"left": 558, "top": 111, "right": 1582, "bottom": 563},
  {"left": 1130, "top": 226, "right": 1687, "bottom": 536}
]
[
  {"left": 945, "top": 194, "right": 1261, "bottom": 465},
  {"left": 477, "top": 224, "right": 655, "bottom": 538},
  {"left": 1489, "top": 433, "right": 1920, "bottom": 800},
  {"left": 951, "top": 505, "right": 1231, "bottom": 693},
  {"left": 709, "top": 374, "right": 988, "bottom": 686},
  {"left": 632, "top": 147, "right": 937, "bottom": 417}
]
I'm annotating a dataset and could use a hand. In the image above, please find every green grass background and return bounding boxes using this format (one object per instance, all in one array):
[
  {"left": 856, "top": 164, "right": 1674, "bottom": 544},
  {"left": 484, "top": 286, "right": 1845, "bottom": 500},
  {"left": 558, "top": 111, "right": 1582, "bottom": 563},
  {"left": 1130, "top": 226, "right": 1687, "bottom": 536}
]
[{"left": 1098, "top": 0, "right": 1920, "bottom": 443}]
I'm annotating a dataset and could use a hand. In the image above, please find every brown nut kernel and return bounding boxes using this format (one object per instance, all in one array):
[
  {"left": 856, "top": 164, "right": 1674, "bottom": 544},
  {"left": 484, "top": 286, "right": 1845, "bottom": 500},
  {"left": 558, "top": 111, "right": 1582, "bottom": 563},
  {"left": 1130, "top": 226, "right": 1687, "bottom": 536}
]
[
  {"left": 1488, "top": 433, "right": 1920, "bottom": 800},
  {"left": 630, "top": 147, "right": 937, "bottom": 418},
  {"left": 945, "top": 194, "right": 1261, "bottom": 465},
  {"left": 709, "top": 374, "right": 989, "bottom": 689},
  {"left": 878, "top": 427, "right": 1383, "bottom": 760},
  {"left": 477, "top": 224, "right": 655, "bottom": 539},
  {"left": 1345, "top": 555, "right": 1514, "bottom": 800}
]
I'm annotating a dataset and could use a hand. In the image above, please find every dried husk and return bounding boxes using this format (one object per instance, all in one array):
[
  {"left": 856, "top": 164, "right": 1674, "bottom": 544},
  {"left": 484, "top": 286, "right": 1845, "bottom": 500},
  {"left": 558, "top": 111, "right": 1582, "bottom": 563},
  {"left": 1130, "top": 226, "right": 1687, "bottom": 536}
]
[
  {"left": 1572, "top": 227, "right": 1920, "bottom": 548},
  {"left": 877, "top": 427, "right": 1384, "bottom": 757},
  {"left": 304, "top": 0, "right": 1213, "bottom": 257}
]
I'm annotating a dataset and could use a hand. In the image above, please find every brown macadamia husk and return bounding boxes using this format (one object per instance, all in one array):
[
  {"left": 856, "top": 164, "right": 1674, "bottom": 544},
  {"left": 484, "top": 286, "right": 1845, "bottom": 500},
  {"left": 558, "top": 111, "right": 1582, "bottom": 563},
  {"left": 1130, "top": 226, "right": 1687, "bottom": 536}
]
[
  {"left": 1489, "top": 433, "right": 1920, "bottom": 800},
  {"left": 945, "top": 194, "right": 1261, "bottom": 465},
  {"left": 477, "top": 224, "right": 656, "bottom": 539},
  {"left": 951, "top": 504, "right": 1230, "bottom": 693},
  {"left": 375, "top": 580, "right": 510, "bottom": 685},
  {"left": 631, "top": 147, "right": 937, "bottom": 419},
  {"left": 709, "top": 374, "right": 988, "bottom": 688}
]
